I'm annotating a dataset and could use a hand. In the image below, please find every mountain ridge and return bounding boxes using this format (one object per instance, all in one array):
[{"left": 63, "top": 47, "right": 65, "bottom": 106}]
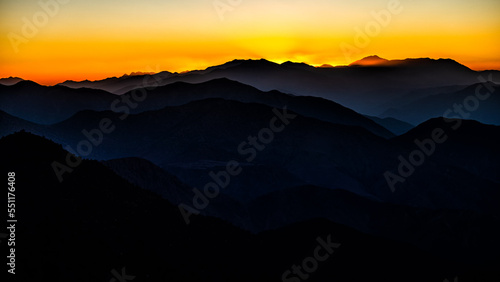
[{"left": 4, "top": 56, "right": 491, "bottom": 87}]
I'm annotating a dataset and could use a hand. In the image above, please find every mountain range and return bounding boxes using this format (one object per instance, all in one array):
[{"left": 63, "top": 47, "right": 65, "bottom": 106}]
[
  {"left": 2, "top": 131, "right": 499, "bottom": 281},
  {"left": 1, "top": 56, "right": 500, "bottom": 281},
  {"left": 3, "top": 56, "right": 499, "bottom": 127}
]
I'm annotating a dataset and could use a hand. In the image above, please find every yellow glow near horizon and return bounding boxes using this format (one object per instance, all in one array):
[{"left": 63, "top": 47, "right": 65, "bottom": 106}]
[{"left": 1, "top": 0, "right": 499, "bottom": 85}]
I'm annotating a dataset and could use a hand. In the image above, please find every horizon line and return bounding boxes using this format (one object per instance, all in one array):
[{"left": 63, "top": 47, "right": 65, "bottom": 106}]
[{"left": 2, "top": 56, "right": 499, "bottom": 86}]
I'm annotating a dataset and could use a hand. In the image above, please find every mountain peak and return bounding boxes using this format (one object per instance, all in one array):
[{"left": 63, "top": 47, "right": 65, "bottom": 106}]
[
  {"left": 12, "top": 80, "right": 41, "bottom": 88},
  {"left": 281, "top": 61, "right": 314, "bottom": 70},
  {"left": 349, "top": 55, "right": 389, "bottom": 66},
  {"left": 121, "top": 71, "right": 157, "bottom": 78},
  {"left": 318, "top": 64, "right": 334, "bottom": 68},
  {"left": 0, "top": 76, "right": 25, "bottom": 86}
]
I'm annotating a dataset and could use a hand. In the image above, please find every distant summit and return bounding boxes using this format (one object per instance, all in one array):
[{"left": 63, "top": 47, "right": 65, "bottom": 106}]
[
  {"left": 319, "top": 64, "right": 334, "bottom": 68},
  {"left": 0, "top": 76, "right": 24, "bottom": 86},
  {"left": 347, "top": 56, "right": 473, "bottom": 74},
  {"left": 349, "top": 55, "right": 389, "bottom": 66},
  {"left": 122, "top": 71, "right": 157, "bottom": 77}
]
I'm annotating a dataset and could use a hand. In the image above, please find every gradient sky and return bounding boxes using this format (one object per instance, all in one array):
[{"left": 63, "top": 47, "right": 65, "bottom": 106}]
[{"left": 1, "top": 0, "right": 499, "bottom": 85}]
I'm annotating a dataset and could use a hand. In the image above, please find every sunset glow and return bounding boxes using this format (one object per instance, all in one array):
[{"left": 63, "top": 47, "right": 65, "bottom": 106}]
[{"left": 1, "top": 0, "right": 499, "bottom": 85}]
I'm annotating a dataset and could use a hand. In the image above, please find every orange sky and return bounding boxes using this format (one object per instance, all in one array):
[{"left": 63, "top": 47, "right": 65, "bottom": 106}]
[{"left": 1, "top": 0, "right": 500, "bottom": 85}]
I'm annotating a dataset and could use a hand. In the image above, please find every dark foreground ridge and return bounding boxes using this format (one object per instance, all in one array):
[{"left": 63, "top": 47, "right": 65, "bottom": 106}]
[{"left": 1, "top": 131, "right": 499, "bottom": 282}]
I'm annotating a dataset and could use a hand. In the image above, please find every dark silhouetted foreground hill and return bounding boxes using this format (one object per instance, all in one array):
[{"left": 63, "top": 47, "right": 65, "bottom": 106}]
[{"left": 1, "top": 131, "right": 499, "bottom": 281}]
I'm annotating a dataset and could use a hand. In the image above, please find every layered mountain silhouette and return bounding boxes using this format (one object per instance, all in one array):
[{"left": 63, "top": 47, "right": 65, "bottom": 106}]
[
  {"left": 0, "top": 81, "right": 117, "bottom": 124},
  {"left": 4, "top": 56, "right": 497, "bottom": 127},
  {"left": 2, "top": 131, "right": 499, "bottom": 282},
  {"left": 56, "top": 56, "right": 500, "bottom": 117},
  {"left": 381, "top": 82, "right": 500, "bottom": 125},
  {"left": 2, "top": 56, "right": 500, "bottom": 281},
  {"left": 60, "top": 71, "right": 174, "bottom": 94},
  {"left": 0, "top": 78, "right": 395, "bottom": 138},
  {"left": 0, "top": 120, "right": 497, "bottom": 281},
  {"left": 2, "top": 99, "right": 499, "bottom": 262}
]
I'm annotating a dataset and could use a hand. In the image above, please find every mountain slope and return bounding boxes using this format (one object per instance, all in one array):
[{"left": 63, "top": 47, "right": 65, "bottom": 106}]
[
  {"left": 349, "top": 55, "right": 389, "bottom": 66},
  {"left": 4, "top": 131, "right": 498, "bottom": 281},
  {"left": 0, "top": 81, "right": 118, "bottom": 124},
  {"left": 393, "top": 117, "right": 500, "bottom": 184},
  {"left": 365, "top": 115, "right": 414, "bottom": 135},
  {"left": 57, "top": 57, "right": 500, "bottom": 116},
  {"left": 38, "top": 99, "right": 391, "bottom": 203},
  {"left": 59, "top": 71, "right": 174, "bottom": 94},
  {"left": 122, "top": 78, "right": 395, "bottom": 138},
  {"left": 3, "top": 99, "right": 499, "bottom": 213},
  {"left": 1, "top": 78, "right": 395, "bottom": 138},
  {"left": 0, "top": 76, "right": 24, "bottom": 86},
  {"left": 381, "top": 83, "right": 500, "bottom": 125}
]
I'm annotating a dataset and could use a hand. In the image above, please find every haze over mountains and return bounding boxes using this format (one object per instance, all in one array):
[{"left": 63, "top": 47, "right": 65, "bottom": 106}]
[
  {"left": 1, "top": 56, "right": 500, "bottom": 281},
  {"left": 3, "top": 56, "right": 499, "bottom": 128},
  {"left": 6, "top": 131, "right": 495, "bottom": 282}
]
